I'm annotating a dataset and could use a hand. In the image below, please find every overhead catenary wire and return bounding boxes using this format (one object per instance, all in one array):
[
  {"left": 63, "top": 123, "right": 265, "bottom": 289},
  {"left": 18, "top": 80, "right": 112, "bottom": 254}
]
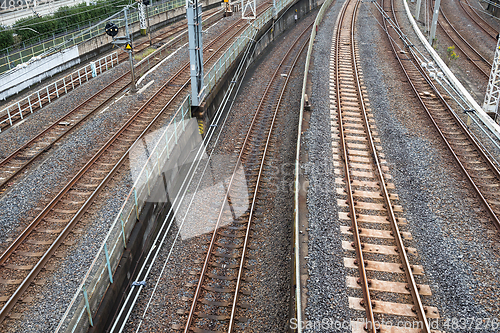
[{"left": 109, "top": 26, "right": 258, "bottom": 333}]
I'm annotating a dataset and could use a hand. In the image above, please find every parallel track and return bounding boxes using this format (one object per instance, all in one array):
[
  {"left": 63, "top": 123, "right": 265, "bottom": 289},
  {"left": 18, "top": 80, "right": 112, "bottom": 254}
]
[
  {"left": 0, "top": 10, "right": 226, "bottom": 197},
  {"left": 333, "top": 0, "right": 439, "bottom": 331},
  {"left": 179, "top": 22, "right": 311, "bottom": 333},
  {"left": 0, "top": 6, "right": 270, "bottom": 323},
  {"left": 459, "top": 0, "right": 498, "bottom": 40},
  {"left": 384, "top": 0, "right": 500, "bottom": 227},
  {"left": 436, "top": 0, "right": 491, "bottom": 78}
]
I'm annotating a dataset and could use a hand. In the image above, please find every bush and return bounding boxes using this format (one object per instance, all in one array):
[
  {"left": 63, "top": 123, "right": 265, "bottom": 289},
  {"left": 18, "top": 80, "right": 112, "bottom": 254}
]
[
  {"left": 0, "top": 28, "right": 14, "bottom": 50},
  {"left": 3, "top": 0, "right": 132, "bottom": 53}
]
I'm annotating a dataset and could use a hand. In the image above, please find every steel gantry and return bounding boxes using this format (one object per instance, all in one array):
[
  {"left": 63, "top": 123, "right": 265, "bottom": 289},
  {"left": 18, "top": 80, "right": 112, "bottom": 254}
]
[{"left": 483, "top": 37, "right": 500, "bottom": 122}]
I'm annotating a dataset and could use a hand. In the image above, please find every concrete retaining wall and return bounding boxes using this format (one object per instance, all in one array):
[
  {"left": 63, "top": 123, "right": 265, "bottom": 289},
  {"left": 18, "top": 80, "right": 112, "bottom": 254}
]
[{"left": 0, "top": 45, "right": 80, "bottom": 100}]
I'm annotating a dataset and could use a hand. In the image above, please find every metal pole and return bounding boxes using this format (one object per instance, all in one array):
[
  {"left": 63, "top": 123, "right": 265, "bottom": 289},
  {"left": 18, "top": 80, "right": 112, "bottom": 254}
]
[
  {"left": 125, "top": 8, "right": 137, "bottom": 93},
  {"left": 146, "top": 4, "right": 152, "bottom": 46},
  {"left": 416, "top": 0, "right": 421, "bottom": 21},
  {"left": 187, "top": 0, "right": 204, "bottom": 106},
  {"left": 429, "top": 0, "right": 441, "bottom": 45}
]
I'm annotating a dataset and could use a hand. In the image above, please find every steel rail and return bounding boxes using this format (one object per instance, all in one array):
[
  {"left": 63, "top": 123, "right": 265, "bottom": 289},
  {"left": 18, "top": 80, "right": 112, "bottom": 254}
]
[
  {"left": 227, "top": 26, "right": 311, "bottom": 333},
  {"left": 388, "top": 0, "right": 500, "bottom": 230},
  {"left": 182, "top": 22, "right": 313, "bottom": 333},
  {"left": 400, "top": 50, "right": 500, "bottom": 230},
  {"left": 337, "top": 0, "right": 431, "bottom": 329},
  {"left": 0, "top": 14, "right": 261, "bottom": 323},
  {"left": 459, "top": 0, "right": 498, "bottom": 40},
  {"left": 0, "top": 73, "right": 131, "bottom": 192},
  {"left": 373, "top": 0, "right": 431, "bottom": 329},
  {"left": 335, "top": 0, "right": 376, "bottom": 330},
  {"left": 436, "top": 1, "right": 491, "bottom": 78},
  {"left": 0, "top": 7, "right": 228, "bottom": 196},
  {"left": 0, "top": 62, "right": 189, "bottom": 325}
]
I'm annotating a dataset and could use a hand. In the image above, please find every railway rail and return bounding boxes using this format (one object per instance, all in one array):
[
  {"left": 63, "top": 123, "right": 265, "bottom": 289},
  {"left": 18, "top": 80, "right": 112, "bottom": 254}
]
[
  {"left": 0, "top": 5, "right": 271, "bottom": 323},
  {"left": 176, "top": 21, "right": 312, "bottom": 333},
  {"left": 0, "top": 9, "right": 226, "bottom": 198},
  {"left": 459, "top": 0, "right": 498, "bottom": 40},
  {"left": 436, "top": 0, "right": 491, "bottom": 78},
  {"left": 333, "top": 0, "right": 440, "bottom": 331},
  {"left": 0, "top": 8, "right": 223, "bottom": 133},
  {"left": 383, "top": 0, "right": 500, "bottom": 227}
]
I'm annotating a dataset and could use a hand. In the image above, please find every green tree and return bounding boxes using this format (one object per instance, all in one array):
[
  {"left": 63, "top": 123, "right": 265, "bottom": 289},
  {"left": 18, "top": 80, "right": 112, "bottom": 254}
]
[{"left": 0, "top": 28, "right": 14, "bottom": 50}]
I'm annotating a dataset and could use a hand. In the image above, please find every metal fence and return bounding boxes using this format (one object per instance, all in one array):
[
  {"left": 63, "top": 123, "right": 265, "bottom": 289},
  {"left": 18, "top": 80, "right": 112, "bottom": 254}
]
[
  {"left": 0, "top": 0, "right": 184, "bottom": 75},
  {"left": 54, "top": 94, "right": 191, "bottom": 333},
  {"left": 54, "top": 1, "right": 295, "bottom": 331},
  {"left": 0, "top": 51, "right": 119, "bottom": 132}
]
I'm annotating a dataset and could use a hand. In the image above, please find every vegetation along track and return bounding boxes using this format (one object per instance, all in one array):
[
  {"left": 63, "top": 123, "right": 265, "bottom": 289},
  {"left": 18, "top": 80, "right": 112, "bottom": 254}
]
[
  {"left": 434, "top": 0, "right": 491, "bottom": 78},
  {"left": 0, "top": 9, "right": 226, "bottom": 198},
  {"left": 459, "top": 0, "right": 498, "bottom": 40},
  {"left": 383, "top": 0, "right": 500, "bottom": 225},
  {"left": 332, "top": 0, "right": 440, "bottom": 331},
  {"left": 0, "top": 6, "right": 270, "bottom": 324},
  {"left": 175, "top": 22, "right": 312, "bottom": 333},
  {"left": 0, "top": 8, "right": 223, "bottom": 133}
]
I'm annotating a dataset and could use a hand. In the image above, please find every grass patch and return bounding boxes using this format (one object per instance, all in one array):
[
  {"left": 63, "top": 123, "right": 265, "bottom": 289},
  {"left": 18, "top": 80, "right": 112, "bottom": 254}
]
[{"left": 134, "top": 47, "right": 156, "bottom": 61}]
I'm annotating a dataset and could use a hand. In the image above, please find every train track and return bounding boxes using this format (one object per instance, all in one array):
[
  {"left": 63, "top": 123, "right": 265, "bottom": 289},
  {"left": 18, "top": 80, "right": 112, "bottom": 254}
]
[
  {"left": 459, "top": 0, "right": 498, "bottom": 40},
  {"left": 176, "top": 22, "right": 312, "bottom": 333},
  {"left": 436, "top": 0, "right": 491, "bottom": 78},
  {"left": 332, "top": 0, "right": 440, "bottom": 331},
  {"left": 384, "top": 0, "right": 500, "bottom": 226},
  {"left": 0, "top": 8, "right": 223, "bottom": 133},
  {"left": 0, "top": 6, "right": 270, "bottom": 323},
  {"left": 0, "top": 10, "right": 226, "bottom": 198}
]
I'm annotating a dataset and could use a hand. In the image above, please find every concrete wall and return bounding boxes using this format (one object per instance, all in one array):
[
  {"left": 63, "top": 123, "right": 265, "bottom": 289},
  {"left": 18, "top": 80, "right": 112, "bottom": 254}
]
[
  {"left": 0, "top": 45, "right": 80, "bottom": 100},
  {"left": 86, "top": 118, "right": 202, "bottom": 333},
  {"left": 250, "top": 0, "right": 314, "bottom": 64}
]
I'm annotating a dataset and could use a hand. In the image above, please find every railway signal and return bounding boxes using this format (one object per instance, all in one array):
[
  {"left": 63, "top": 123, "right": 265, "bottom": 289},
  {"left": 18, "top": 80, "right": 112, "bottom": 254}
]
[
  {"left": 108, "top": 7, "right": 137, "bottom": 93},
  {"left": 105, "top": 22, "right": 119, "bottom": 37}
]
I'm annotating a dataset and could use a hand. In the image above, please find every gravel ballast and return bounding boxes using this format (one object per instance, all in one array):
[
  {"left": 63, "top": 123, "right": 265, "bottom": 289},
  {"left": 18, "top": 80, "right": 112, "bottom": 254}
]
[
  {"left": 0, "top": 12, "right": 244, "bottom": 333},
  {"left": 303, "top": 0, "right": 500, "bottom": 332}
]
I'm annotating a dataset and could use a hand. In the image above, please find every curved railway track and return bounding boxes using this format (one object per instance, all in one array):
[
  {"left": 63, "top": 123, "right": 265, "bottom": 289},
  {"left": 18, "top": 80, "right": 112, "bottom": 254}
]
[
  {"left": 0, "top": 73, "right": 130, "bottom": 196},
  {"left": 0, "top": 6, "right": 271, "bottom": 323},
  {"left": 383, "top": 0, "right": 500, "bottom": 226},
  {"left": 436, "top": 0, "right": 491, "bottom": 78},
  {"left": 459, "top": 0, "right": 498, "bottom": 40},
  {"left": 332, "top": 0, "right": 439, "bottom": 331},
  {"left": 177, "top": 22, "right": 312, "bottom": 333},
  {"left": 0, "top": 9, "right": 228, "bottom": 198},
  {"left": 0, "top": 9, "right": 224, "bottom": 133}
]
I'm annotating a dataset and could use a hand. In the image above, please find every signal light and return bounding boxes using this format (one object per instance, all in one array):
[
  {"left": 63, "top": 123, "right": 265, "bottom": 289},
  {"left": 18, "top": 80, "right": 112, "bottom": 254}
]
[
  {"left": 142, "top": 0, "right": 150, "bottom": 5},
  {"left": 105, "top": 22, "right": 118, "bottom": 37}
]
